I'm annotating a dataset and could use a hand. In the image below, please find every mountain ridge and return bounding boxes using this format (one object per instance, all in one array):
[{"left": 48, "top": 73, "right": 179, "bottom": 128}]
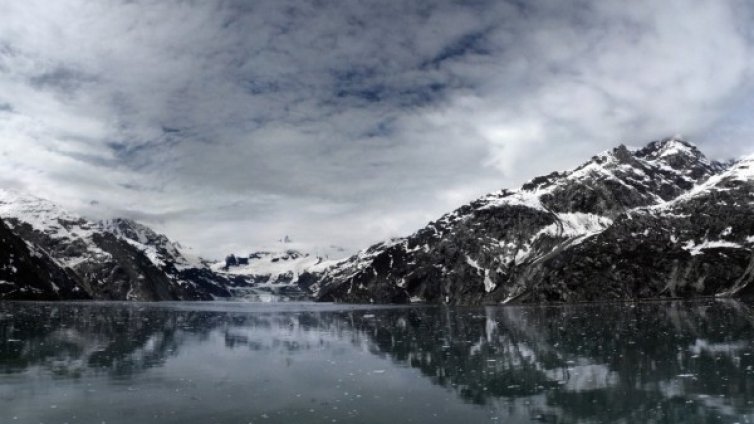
[{"left": 314, "top": 137, "right": 754, "bottom": 305}]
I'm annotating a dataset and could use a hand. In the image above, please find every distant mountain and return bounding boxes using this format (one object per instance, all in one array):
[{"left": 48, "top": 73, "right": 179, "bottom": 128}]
[
  {"left": 0, "top": 190, "right": 232, "bottom": 301},
  {"left": 212, "top": 249, "right": 339, "bottom": 299},
  {"left": 315, "top": 137, "right": 754, "bottom": 304}
]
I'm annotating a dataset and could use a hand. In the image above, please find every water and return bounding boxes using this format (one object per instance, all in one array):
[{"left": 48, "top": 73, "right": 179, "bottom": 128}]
[{"left": 1, "top": 300, "right": 754, "bottom": 424}]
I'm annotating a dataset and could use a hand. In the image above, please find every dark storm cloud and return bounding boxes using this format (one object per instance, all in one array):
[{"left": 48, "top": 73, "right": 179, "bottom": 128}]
[{"left": 0, "top": 0, "right": 753, "bottom": 257}]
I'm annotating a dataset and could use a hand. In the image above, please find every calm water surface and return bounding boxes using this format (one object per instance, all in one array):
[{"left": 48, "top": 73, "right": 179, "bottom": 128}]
[{"left": 1, "top": 300, "right": 754, "bottom": 423}]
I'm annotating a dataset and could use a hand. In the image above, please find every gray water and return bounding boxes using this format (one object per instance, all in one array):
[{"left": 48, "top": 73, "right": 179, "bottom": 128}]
[{"left": 1, "top": 300, "right": 754, "bottom": 424}]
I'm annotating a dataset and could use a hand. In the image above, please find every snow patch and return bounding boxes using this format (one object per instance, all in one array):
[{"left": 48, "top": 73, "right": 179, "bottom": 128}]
[
  {"left": 483, "top": 269, "right": 495, "bottom": 293},
  {"left": 683, "top": 239, "right": 742, "bottom": 256},
  {"left": 465, "top": 255, "right": 483, "bottom": 272},
  {"left": 479, "top": 190, "right": 546, "bottom": 211},
  {"left": 535, "top": 213, "right": 613, "bottom": 239}
]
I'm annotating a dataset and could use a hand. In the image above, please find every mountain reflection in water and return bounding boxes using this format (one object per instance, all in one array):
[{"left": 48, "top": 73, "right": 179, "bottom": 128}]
[{"left": 1, "top": 300, "right": 753, "bottom": 423}]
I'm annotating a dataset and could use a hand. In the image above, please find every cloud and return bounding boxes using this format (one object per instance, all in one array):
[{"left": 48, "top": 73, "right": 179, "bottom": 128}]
[{"left": 0, "top": 0, "right": 753, "bottom": 258}]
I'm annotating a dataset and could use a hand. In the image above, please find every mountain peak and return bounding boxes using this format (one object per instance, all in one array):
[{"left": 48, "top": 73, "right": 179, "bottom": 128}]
[
  {"left": 632, "top": 137, "right": 720, "bottom": 180},
  {"left": 636, "top": 136, "right": 703, "bottom": 160},
  {"left": 99, "top": 218, "right": 159, "bottom": 241}
]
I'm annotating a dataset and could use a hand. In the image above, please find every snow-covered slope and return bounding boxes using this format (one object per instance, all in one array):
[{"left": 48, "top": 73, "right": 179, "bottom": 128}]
[{"left": 316, "top": 137, "right": 754, "bottom": 305}]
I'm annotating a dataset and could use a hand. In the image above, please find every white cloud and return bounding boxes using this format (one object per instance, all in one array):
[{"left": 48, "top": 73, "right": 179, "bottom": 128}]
[{"left": 0, "top": 0, "right": 753, "bottom": 258}]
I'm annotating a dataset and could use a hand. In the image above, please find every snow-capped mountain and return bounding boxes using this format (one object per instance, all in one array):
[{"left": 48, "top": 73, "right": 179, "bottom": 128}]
[
  {"left": 213, "top": 249, "right": 339, "bottom": 290},
  {"left": 215, "top": 250, "right": 325, "bottom": 283},
  {"left": 0, "top": 189, "right": 231, "bottom": 300},
  {"left": 207, "top": 249, "right": 341, "bottom": 302},
  {"left": 315, "top": 137, "right": 754, "bottom": 304}
]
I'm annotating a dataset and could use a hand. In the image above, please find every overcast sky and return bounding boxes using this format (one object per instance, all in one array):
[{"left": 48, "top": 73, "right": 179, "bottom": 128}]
[{"left": 1, "top": 0, "right": 754, "bottom": 258}]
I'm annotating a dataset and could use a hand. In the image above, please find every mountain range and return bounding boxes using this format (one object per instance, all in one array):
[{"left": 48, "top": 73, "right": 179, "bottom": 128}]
[{"left": 0, "top": 137, "right": 752, "bottom": 305}]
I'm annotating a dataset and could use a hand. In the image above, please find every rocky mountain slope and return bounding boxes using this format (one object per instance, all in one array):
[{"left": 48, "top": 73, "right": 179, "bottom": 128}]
[
  {"left": 315, "top": 137, "right": 754, "bottom": 304},
  {"left": 0, "top": 217, "right": 87, "bottom": 300},
  {"left": 0, "top": 190, "right": 231, "bottom": 301}
]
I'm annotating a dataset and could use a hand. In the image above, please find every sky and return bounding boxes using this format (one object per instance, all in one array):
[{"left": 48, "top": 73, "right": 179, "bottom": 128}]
[{"left": 1, "top": 0, "right": 754, "bottom": 259}]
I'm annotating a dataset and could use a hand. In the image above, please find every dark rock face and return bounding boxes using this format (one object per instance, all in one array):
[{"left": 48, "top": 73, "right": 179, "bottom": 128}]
[
  {"left": 82, "top": 232, "right": 180, "bottom": 301},
  {"left": 176, "top": 267, "right": 237, "bottom": 298},
  {"left": 316, "top": 138, "right": 754, "bottom": 305},
  {"left": 0, "top": 218, "right": 88, "bottom": 300}
]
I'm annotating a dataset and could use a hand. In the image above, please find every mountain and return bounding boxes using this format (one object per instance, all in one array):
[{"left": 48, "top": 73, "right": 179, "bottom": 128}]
[
  {"left": 315, "top": 137, "right": 754, "bottom": 304},
  {"left": 212, "top": 249, "right": 339, "bottom": 299},
  {"left": 97, "top": 218, "right": 234, "bottom": 298},
  {"left": 0, "top": 217, "right": 87, "bottom": 300},
  {"left": 0, "top": 189, "right": 231, "bottom": 301}
]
